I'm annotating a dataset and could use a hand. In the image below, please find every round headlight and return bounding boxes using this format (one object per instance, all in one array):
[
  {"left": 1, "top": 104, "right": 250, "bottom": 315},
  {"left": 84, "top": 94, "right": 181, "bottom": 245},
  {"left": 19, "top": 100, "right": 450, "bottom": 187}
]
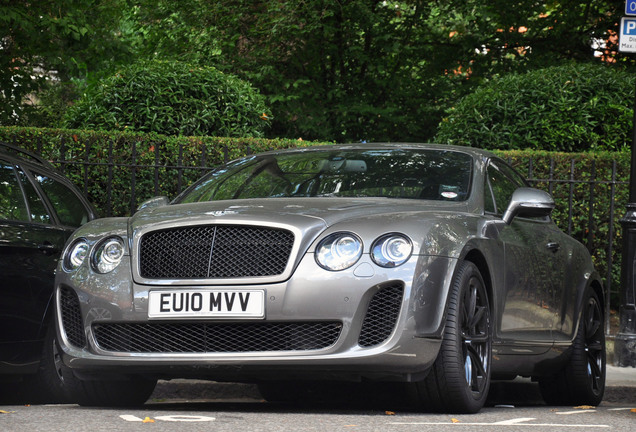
[
  {"left": 371, "top": 234, "right": 412, "bottom": 268},
  {"left": 92, "top": 237, "right": 125, "bottom": 274},
  {"left": 65, "top": 239, "right": 89, "bottom": 270},
  {"left": 315, "top": 232, "right": 363, "bottom": 271}
]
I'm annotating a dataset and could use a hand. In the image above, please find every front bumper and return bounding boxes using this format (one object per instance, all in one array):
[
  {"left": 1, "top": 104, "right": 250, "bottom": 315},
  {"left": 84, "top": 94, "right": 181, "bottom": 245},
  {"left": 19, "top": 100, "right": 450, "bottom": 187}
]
[{"left": 55, "top": 254, "right": 456, "bottom": 382}]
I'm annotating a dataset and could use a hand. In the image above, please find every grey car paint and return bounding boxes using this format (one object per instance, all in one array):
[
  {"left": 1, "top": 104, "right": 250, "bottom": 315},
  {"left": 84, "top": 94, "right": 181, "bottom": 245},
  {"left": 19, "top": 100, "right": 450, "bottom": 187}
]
[{"left": 54, "top": 143, "right": 601, "bottom": 382}]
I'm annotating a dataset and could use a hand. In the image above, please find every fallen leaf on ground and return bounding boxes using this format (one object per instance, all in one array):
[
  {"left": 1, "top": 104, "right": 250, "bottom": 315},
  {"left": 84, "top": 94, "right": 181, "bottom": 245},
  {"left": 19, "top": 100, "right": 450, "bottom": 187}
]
[
  {"left": 574, "top": 405, "right": 595, "bottom": 410},
  {"left": 0, "top": 410, "right": 15, "bottom": 414},
  {"left": 385, "top": 411, "right": 395, "bottom": 415},
  {"left": 142, "top": 417, "right": 155, "bottom": 423},
  {"left": 451, "top": 418, "right": 461, "bottom": 423}
]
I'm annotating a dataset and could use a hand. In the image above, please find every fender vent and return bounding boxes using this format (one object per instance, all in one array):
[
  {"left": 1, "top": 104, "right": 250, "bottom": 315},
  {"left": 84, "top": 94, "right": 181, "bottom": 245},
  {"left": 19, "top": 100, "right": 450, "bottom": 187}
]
[
  {"left": 358, "top": 283, "right": 404, "bottom": 347},
  {"left": 59, "top": 286, "right": 86, "bottom": 349}
]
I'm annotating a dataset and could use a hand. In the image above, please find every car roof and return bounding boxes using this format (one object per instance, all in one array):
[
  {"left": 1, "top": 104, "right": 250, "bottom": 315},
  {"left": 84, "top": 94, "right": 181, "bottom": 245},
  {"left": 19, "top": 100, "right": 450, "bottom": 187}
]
[
  {"left": 253, "top": 142, "right": 497, "bottom": 160},
  {"left": 0, "top": 142, "right": 56, "bottom": 170}
]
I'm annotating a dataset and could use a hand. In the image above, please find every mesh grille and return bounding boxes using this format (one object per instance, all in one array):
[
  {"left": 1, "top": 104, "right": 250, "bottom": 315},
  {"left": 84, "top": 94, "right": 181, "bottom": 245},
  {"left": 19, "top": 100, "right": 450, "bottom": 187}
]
[
  {"left": 93, "top": 321, "right": 342, "bottom": 353},
  {"left": 139, "top": 225, "right": 294, "bottom": 279},
  {"left": 59, "top": 287, "right": 87, "bottom": 348},
  {"left": 358, "top": 283, "right": 404, "bottom": 347}
]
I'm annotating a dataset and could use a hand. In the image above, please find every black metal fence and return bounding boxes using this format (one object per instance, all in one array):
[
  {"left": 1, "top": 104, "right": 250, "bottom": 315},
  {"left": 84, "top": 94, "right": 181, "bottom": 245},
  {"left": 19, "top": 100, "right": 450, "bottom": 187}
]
[{"left": 26, "top": 139, "right": 630, "bottom": 336}]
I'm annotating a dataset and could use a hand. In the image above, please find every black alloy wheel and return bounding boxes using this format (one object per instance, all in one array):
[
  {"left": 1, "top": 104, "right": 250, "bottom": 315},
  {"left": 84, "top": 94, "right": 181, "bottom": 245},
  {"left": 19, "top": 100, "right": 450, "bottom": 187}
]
[
  {"left": 413, "top": 261, "right": 492, "bottom": 413},
  {"left": 539, "top": 288, "right": 606, "bottom": 406}
]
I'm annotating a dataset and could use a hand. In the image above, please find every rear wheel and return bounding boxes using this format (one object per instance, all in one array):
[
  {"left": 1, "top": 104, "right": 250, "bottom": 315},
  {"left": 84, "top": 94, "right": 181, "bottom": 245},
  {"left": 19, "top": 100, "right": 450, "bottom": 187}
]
[
  {"left": 412, "top": 261, "right": 492, "bottom": 413},
  {"left": 539, "top": 289, "right": 605, "bottom": 406}
]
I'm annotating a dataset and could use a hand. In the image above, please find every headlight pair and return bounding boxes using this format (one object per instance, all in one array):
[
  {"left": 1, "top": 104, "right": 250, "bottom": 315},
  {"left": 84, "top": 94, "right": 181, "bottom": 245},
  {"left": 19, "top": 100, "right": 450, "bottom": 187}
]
[
  {"left": 64, "top": 237, "right": 125, "bottom": 274},
  {"left": 315, "top": 232, "right": 412, "bottom": 271}
]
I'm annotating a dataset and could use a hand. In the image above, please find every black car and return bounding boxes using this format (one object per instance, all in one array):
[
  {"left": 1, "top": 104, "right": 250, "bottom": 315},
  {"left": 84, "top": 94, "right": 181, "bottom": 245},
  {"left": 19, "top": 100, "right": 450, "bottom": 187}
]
[{"left": 0, "top": 142, "right": 97, "bottom": 403}]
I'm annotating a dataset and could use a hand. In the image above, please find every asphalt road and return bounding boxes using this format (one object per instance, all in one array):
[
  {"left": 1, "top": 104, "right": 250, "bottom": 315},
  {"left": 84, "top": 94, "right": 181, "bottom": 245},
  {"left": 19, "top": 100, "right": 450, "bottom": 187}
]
[
  {"left": 1, "top": 367, "right": 635, "bottom": 431},
  {"left": 1, "top": 391, "right": 635, "bottom": 432}
]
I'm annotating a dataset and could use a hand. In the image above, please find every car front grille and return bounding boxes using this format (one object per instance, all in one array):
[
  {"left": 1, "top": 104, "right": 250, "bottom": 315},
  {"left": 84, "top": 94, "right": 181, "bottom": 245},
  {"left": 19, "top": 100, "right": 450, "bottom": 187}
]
[
  {"left": 93, "top": 321, "right": 342, "bottom": 353},
  {"left": 59, "top": 286, "right": 87, "bottom": 349},
  {"left": 358, "top": 283, "right": 404, "bottom": 347},
  {"left": 139, "top": 225, "right": 295, "bottom": 279}
]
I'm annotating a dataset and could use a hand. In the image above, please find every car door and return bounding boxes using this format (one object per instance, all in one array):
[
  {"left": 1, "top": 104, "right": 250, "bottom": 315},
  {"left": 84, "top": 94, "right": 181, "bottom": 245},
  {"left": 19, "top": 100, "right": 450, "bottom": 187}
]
[
  {"left": 485, "top": 160, "right": 566, "bottom": 349},
  {"left": 0, "top": 159, "right": 90, "bottom": 366}
]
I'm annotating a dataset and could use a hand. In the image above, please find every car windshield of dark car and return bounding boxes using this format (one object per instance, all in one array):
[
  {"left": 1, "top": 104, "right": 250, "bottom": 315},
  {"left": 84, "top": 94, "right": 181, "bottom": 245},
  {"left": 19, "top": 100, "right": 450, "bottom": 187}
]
[{"left": 178, "top": 149, "right": 473, "bottom": 203}]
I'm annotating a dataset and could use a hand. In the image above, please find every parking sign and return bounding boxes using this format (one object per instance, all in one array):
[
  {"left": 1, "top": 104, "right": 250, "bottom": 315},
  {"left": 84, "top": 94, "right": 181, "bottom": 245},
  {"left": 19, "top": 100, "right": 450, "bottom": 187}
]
[
  {"left": 620, "top": 17, "right": 636, "bottom": 52},
  {"left": 627, "top": 0, "right": 636, "bottom": 15}
]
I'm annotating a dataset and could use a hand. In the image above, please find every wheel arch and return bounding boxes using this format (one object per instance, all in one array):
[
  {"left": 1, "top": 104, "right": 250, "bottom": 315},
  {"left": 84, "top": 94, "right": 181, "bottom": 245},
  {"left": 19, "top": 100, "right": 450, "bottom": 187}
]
[
  {"left": 590, "top": 277, "right": 605, "bottom": 317},
  {"left": 463, "top": 248, "right": 497, "bottom": 329},
  {"left": 579, "top": 274, "right": 606, "bottom": 332},
  {"left": 463, "top": 249, "right": 493, "bottom": 304}
]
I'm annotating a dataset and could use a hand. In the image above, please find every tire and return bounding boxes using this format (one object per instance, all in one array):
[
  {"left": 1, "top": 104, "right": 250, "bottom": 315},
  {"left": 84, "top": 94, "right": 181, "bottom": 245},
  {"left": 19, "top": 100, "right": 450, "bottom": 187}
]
[
  {"left": 22, "top": 323, "right": 72, "bottom": 404},
  {"left": 413, "top": 261, "right": 492, "bottom": 413},
  {"left": 62, "top": 368, "right": 157, "bottom": 407},
  {"left": 539, "top": 289, "right": 606, "bottom": 406}
]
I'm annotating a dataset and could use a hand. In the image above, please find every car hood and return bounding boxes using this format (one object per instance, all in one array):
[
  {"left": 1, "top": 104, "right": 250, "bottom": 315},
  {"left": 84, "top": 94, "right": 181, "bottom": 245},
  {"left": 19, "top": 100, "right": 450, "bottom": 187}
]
[
  {"left": 129, "top": 197, "right": 475, "bottom": 257},
  {"left": 130, "top": 197, "right": 471, "bottom": 232}
]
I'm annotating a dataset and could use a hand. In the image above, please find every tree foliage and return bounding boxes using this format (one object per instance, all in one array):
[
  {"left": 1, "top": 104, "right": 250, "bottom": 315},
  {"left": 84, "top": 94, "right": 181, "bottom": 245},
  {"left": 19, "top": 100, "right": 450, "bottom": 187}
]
[
  {"left": 435, "top": 63, "right": 634, "bottom": 152},
  {"left": 63, "top": 60, "right": 271, "bottom": 137},
  {"left": 0, "top": 0, "right": 129, "bottom": 126},
  {"left": 120, "top": 0, "right": 631, "bottom": 143},
  {"left": 2, "top": 1, "right": 634, "bottom": 143}
]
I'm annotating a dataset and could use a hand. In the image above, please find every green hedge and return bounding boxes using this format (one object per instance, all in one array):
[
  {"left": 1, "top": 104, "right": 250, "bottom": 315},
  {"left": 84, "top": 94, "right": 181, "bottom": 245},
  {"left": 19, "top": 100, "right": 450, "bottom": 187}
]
[
  {"left": 0, "top": 126, "right": 321, "bottom": 216},
  {"left": 0, "top": 126, "right": 630, "bottom": 305},
  {"left": 63, "top": 60, "right": 271, "bottom": 138},
  {"left": 436, "top": 64, "right": 634, "bottom": 153}
]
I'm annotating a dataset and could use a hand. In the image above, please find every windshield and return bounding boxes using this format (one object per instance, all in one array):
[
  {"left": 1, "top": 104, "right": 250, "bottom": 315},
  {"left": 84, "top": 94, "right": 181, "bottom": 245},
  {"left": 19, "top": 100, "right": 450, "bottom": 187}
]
[{"left": 177, "top": 148, "right": 473, "bottom": 203}]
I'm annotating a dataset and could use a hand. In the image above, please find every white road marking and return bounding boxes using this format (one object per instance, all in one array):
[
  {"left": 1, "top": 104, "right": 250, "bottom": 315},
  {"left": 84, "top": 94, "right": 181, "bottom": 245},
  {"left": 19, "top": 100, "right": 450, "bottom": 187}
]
[
  {"left": 154, "top": 415, "right": 216, "bottom": 422},
  {"left": 555, "top": 410, "right": 596, "bottom": 415},
  {"left": 390, "top": 416, "right": 610, "bottom": 428},
  {"left": 494, "top": 418, "right": 537, "bottom": 425},
  {"left": 120, "top": 415, "right": 143, "bottom": 422},
  {"left": 120, "top": 414, "right": 215, "bottom": 422}
]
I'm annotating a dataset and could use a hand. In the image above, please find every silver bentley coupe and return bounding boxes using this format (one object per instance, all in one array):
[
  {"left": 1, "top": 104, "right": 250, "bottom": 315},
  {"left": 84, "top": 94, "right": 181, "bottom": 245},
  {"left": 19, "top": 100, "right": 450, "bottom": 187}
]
[{"left": 54, "top": 143, "right": 606, "bottom": 413}]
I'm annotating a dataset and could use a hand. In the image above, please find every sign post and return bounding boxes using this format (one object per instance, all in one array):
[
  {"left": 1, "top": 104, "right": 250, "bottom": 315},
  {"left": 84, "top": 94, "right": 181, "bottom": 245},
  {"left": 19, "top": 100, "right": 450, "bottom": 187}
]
[{"left": 616, "top": 1, "right": 636, "bottom": 367}]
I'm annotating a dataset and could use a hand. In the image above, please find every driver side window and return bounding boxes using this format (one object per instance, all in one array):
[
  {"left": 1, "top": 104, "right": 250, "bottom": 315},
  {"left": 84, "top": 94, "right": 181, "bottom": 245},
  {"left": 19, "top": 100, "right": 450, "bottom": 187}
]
[{"left": 485, "top": 161, "right": 526, "bottom": 216}]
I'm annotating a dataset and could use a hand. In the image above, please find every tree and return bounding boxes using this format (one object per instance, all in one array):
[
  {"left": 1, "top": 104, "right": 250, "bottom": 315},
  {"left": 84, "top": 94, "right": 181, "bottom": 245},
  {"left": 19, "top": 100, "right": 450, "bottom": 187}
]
[
  {"left": 4, "top": 1, "right": 633, "bottom": 141},
  {"left": 123, "top": 1, "right": 632, "bottom": 143},
  {"left": 64, "top": 60, "right": 271, "bottom": 137},
  {"left": 0, "top": 0, "right": 129, "bottom": 126},
  {"left": 435, "top": 63, "right": 634, "bottom": 152}
]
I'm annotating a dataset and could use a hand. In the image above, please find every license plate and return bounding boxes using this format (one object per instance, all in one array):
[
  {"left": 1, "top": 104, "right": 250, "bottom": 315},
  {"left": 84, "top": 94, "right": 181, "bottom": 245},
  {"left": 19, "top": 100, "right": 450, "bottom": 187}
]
[{"left": 148, "top": 290, "right": 265, "bottom": 319}]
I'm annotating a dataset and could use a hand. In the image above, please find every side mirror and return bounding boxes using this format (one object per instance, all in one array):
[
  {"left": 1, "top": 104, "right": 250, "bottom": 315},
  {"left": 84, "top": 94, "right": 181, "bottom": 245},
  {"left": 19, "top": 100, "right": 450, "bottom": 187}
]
[
  {"left": 502, "top": 187, "right": 555, "bottom": 225},
  {"left": 137, "top": 196, "right": 170, "bottom": 212}
]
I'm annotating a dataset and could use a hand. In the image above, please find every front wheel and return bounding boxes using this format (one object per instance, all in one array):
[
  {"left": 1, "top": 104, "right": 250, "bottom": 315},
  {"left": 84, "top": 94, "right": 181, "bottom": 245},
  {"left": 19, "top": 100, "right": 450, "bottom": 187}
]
[
  {"left": 21, "top": 322, "right": 71, "bottom": 404},
  {"left": 412, "top": 261, "right": 492, "bottom": 413},
  {"left": 539, "top": 288, "right": 606, "bottom": 406}
]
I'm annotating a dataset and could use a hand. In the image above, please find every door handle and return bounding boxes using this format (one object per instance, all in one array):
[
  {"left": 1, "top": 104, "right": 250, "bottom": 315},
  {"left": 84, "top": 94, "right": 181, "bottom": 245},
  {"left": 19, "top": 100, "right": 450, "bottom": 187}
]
[
  {"left": 546, "top": 242, "right": 560, "bottom": 252},
  {"left": 38, "top": 242, "right": 59, "bottom": 255}
]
